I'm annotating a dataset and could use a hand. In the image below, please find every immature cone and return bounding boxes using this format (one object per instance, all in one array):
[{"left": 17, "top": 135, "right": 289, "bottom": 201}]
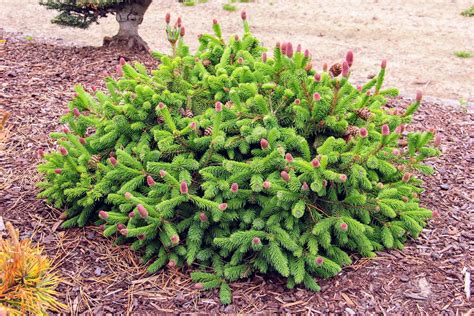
[
  {"left": 252, "top": 237, "right": 261, "bottom": 245},
  {"left": 285, "top": 153, "right": 294, "bottom": 163},
  {"left": 263, "top": 180, "right": 271, "bottom": 189},
  {"left": 147, "top": 175, "right": 156, "bottom": 186},
  {"left": 346, "top": 50, "right": 354, "bottom": 67},
  {"left": 237, "top": 57, "right": 244, "bottom": 64},
  {"left": 296, "top": 44, "right": 302, "bottom": 53},
  {"left": 117, "top": 223, "right": 125, "bottom": 230},
  {"left": 323, "top": 63, "right": 328, "bottom": 72},
  {"left": 137, "top": 204, "right": 148, "bottom": 218},
  {"left": 73, "top": 107, "right": 80, "bottom": 117},
  {"left": 394, "top": 125, "right": 403, "bottom": 134},
  {"left": 54, "top": 168, "right": 62, "bottom": 174},
  {"left": 402, "top": 196, "right": 409, "bottom": 202},
  {"left": 294, "top": 98, "right": 301, "bottom": 105},
  {"left": 189, "top": 122, "right": 197, "bottom": 129},
  {"left": 315, "top": 256, "right": 324, "bottom": 265},
  {"left": 329, "top": 63, "right": 342, "bottom": 77},
  {"left": 218, "top": 203, "right": 228, "bottom": 211},
  {"left": 392, "top": 148, "right": 400, "bottom": 156},
  {"left": 128, "top": 211, "right": 135, "bottom": 218},
  {"left": 281, "top": 42, "right": 287, "bottom": 55},
  {"left": 158, "top": 102, "right": 166, "bottom": 110},
  {"left": 180, "top": 26, "right": 185, "bottom": 37},
  {"left": 402, "top": 173, "right": 412, "bottom": 182},
  {"left": 79, "top": 137, "right": 86, "bottom": 145},
  {"left": 99, "top": 210, "right": 109, "bottom": 220},
  {"left": 301, "top": 182, "right": 309, "bottom": 191},
  {"left": 381, "top": 124, "right": 390, "bottom": 136},
  {"left": 165, "top": 12, "right": 171, "bottom": 24},
  {"left": 340, "top": 222, "right": 348, "bottom": 231},
  {"left": 286, "top": 42, "right": 294, "bottom": 58},
  {"left": 311, "top": 158, "right": 320, "bottom": 168},
  {"left": 120, "top": 228, "right": 128, "bottom": 236},
  {"left": 280, "top": 170, "right": 290, "bottom": 182},
  {"left": 313, "top": 93, "right": 321, "bottom": 101},
  {"left": 180, "top": 181, "right": 189, "bottom": 194},
  {"left": 212, "top": 18, "right": 218, "bottom": 25},
  {"left": 170, "top": 234, "right": 180, "bottom": 244},
  {"left": 124, "top": 192, "right": 132, "bottom": 200},
  {"left": 241, "top": 10, "right": 247, "bottom": 20},
  {"left": 38, "top": 148, "right": 45, "bottom": 158},
  {"left": 416, "top": 90, "right": 423, "bottom": 102},
  {"left": 381, "top": 59, "right": 387, "bottom": 69},
  {"left": 434, "top": 134, "right": 442, "bottom": 147},
  {"left": 359, "top": 127, "right": 368, "bottom": 138},
  {"left": 357, "top": 85, "right": 362, "bottom": 91},
  {"left": 314, "top": 73, "right": 321, "bottom": 82},
  {"left": 176, "top": 17, "right": 182, "bottom": 27},
  {"left": 215, "top": 101, "right": 223, "bottom": 112},
  {"left": 304, "top": 49, "right": 310, "bottom": 59},
  {"left": 167, "top": 260, "right": 176, "bottom": 268},
  {"left": 62, "top": 126, "right": 70, "bottom": 134},
  {"left": 109, "top": 156, "right": 118, "bottom": 166},
  {"left": 116, "top": 65, "right": 123, "bottom": 76},
  {"left": 91, "top": 86, "right": 97, "bottom": 92},
  {"left": 138, "top": 234, "right": 146, "bottom": 240},
  {"left": 231, "top": 183, "right": 239, "bottom": 193},
  {"left": 59, "top": 147, "right": 68, "bottom": 156},
  {"left": 339, "top": 174, "right": 347, "bottom": 182},
  {"left": 342, "top": 61, "right": 349, "bottom": 77},
  {"left": 119, "top": 57, "right": 126, "bottom": 65},
  {"left": 356, "top": 108, "right": 372, "bottom": 120},
  {"left": 159, "top": 169, "right": 167, "bottom": 177},
  {"left": 199, "top": 212, "right": 208, "bottom": 222},
  {"left": 260, "top": 138, "right": 269, "bottom": 149},
  {"left": 262, "top": 52, "right": 267, "bottom": 62},
  {"left": 194, "top": 283, "right": 203, "bottom": 290}
]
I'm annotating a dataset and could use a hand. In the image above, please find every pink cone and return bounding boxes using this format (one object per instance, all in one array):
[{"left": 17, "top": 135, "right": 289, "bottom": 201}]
[
  {"left": 180, "top": 26, "right": 185, "bottom": 37},
  {"left": 286, "top": 42, "right": 294, "bottom": 58},
  {"left": 304, "top": 49, "right": 310, "bottom": 59},
  {"left": 280, "top": 170, "right": 290, "bottom": 182},
  {"left": 311, "top": 158, "right": 320, "bottom": 168},
  {"left": 392, "top": 149, "right": 400, "bottom": 156},
  {"left": 158, "top": 102, "right": 166, "bottom": 110},
  {"left": 137, "top": 204, "right": 148, "bottom": 218},
  {"left": 109, "top": 156, "right": 118, "bottom": 166},
  {"left": 189, "top": 122, "right": 197, "bottom": 129},
  {"left": 381, "top": 59, "right": 387, "bottom": 69},
  {"left": 167, "top": 260, "right": 176, "bottom": 268},
  {"left": 339, "top": 174, "right": 347, "bottom": 182},
  {"left": 165, "top": 12, "right": 171, "bottom": 24},
  {"left": 54, "top": 168, "right": 62, "bottom": 174},
  {"left": 147, "top": 175, "right": 156, "bottom": 186},
  {"left": 262, "top": 52, "right": 267, "bottom": 62},
  {"left": 359, "top": 127, "right": 368, "bottom": 138},
  {"left": 342, "top": 61, "right": 349, "bottom": 77},
  {"left": 346, "top": 50, "right": 354, "bottom": 67},
  {"left": 294, "top": 98, "right": 301, "bottom": 105},
  {"left": 260, "top": 138, "right": 269, "bottom": 149},
  {"left": 252, "top": 237, "right": 261, "bottom": 245},
  {"left": 231, "top": 183, "right": 239, "bottom": 193},
  {"left": 315, "top": 256, "right": 324, "bottom": 265},
  {"left": 215, "top": 101, "right": 223, "bottom": 112},
  {"left": 199, "top": 212, "right": 208, "bottom": 222},
  {"left": 159, "top": 169, "right": 167, "bottom": 177},
  {"left": 99, "top": 210, "right": 109, "bottom": 220},
  {"left": 281, "top": 42, "right": 287, "bottom": 55},
  {"left": 416, "top": 90, "right": 423, "bottom": 102},
  {"left": 241, "top": 10, "right": 247, "bottom": 20},
  {"left": 62, "top": 126, "right": 70, "bottom": 134},
  {"left": 314, "top": 73, "right": 321, "bottom": 82},
  {"left": 180, "top": 181, "right": 189, "bottom": 194},
  {"left": 128, "top": 211, "right": 135, "bottom": 218},
  {"left": 218, "top": 203, "right": 228, "bottom": 211},
  {"left": 124, "top": 192, "right": 132, "bottom": 200},
  {"left": 79, "top": 137, "right": 86, "bottom": 145},
  {"left": 301, "top": 182, "right": 309, "bottom": 191},
  {"left": 296, "top": 44, "right": 302, "bottom": 53},
  {"left": 263, "top": 180, "right": 271, "bottom": 189},
  {"left": 73, "top": 108, "right": 80, "bottom": 117},
  {"left": 117, "top": 223, "right": 125, "bottom": 230},
  {"left": 381, "top": 124, "right": 390, "bottom": 136},
  {"left": 170, "top": 234, "right": 180, "bottom": 244},
  {"left": 59, "top": 147, "right": 68, "bottom": 156},
  {"left": 38, "top": 149, "right": 45, "bottom": 158},
  {"left": 119, "top": 57, "right": 126, "bottom": 65},
  {"left": 434, "top": 134, "right": 442, "bottom": 147},
  {"left": 285, "top": 153, "right": 294, "bottom": 163},
  {"left": 402, "top": 173, "right": 412, "bottom": 182},
  {"left": 116, "top": 65, "right": 123, "bottom": 76},
  {"left": 313, "top": 93, "right": 321, "bottom": 101},
  {"left": 340, "top": 222, "right": 348, "bottom": 231}
]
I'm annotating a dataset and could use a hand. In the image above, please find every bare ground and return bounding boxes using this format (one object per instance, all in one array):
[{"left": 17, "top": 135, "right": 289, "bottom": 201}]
[
  {"left": 0, "top": 33, "right": 473, "bottom": 314},
  {"left": 1, "top": 0, "right": 474, "bottom": 102}
]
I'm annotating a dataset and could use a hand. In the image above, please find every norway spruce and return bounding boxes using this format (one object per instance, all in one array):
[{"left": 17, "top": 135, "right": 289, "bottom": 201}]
[{"left": 37, "top": 13, "right": 440, "bottom": 304}]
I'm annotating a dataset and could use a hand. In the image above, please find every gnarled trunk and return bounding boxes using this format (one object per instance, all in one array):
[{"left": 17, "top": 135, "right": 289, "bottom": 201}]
[{"left": 103, "top": 0, "right": 152, "bottom": 52}]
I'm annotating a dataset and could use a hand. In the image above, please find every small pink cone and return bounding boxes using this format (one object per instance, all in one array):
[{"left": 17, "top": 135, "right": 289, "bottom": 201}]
[
  {"left": 296, "top": 44, "right": 302, "bottom": 53},
  {"left": 314, "top": 73, "right": 321, "bottom": 82},
  {"left": 339, "top": 174, "right": 347, "bottom": 182},
  {"left": 434, "top": 134, "right": 442, "bottom": 147},
  {"left": 381, "top": 59, "right": 387, "bottom": 69},
  {"left": 38, "top": 149, "right": 45, "bottom": 158},
  {"left": 119, "top": 57, "right": 126, "bottom": 65},
  {"left": 294, "top": 98, "right": 301, "bottom": 105},
  {"left": 165, "top": 12, "right": 171, "bottom": 24},
  {"left": 402, "top": 173, "right": 412, "bottom": 182},
  {"left": 167, "top": 260, "right": 176, "bottom": 268},
  {"left": 117, "top": 223, "right": 125, "bottom": 230},
  {"left": 231, "top": 183, "right": 239, "bottom": 193},
  {"left": 199, "top": 212, "right": 208, "bottom": 222},
  {"left": 315, "top": 256, "right": 324, "bottom": 265},
  {"left": 215, "top": 101, "right": 223, "bottom": 112},
  {"left": 392, "top": 148, "right": 400, "bottom": 156},
  {"left": 313, "top": 93, "right": 321, "bottom": 101},
  {"left": 79, "top": 137, "right": 86, "bottom": 145},
  {"left": 180, "top": 26, "right": 185, "bottom": 37},
  {"left": 416, "top": 90, "right": 423, "bottom": 102},
  {"left": 54, "top": 168, "right": 62, "bottom": 174},
  {"left": 159, "top": 169, "right": 167, "bottom": 177},
  {"left": 286, "top": 42, "right": 294, "bottom": 58},
  {"left": 262, "top": 53, "right": 267, "bottom": 62},
  {"left": 137, "top": 204, "right": 148, "bottom": 218},
  {"left": 381, "top": 124, "right": 390, "bottom": 136},
  {"left": 346, "top": 50, "right": 354, "bottom": 67},
  {"left": 342, "top": 61, "right": 349, "bottom": 77},
  {"left": 281, "top": 42, "right": 287, "bottom": 55},
  {"left": 263, "top": 180, "right": 271, "bottom": 189},
  {"left": 59, "top": 147, "right": 68, "bottom": 156},
  {"left": 304, "top": 49, "right": 310, "bottom": 59},
  {"left": 73, "top": 108, "right": 80, "bottom": 117},
  {"left": 359, "top": 127, "right": 368, "bottom": 138},
  {"left": 340, "top": 222, "right": 348, "bottom": 231},
  {"left": 124, "top": 192, "right": 132, "bottom": 200},
  {"left": 109, "top": 156, "right": 118, "bottom": 166},
  {"left": 62, "top": 126, "right": 70, "bottom": 134},
  {"left": 128, "top": 211, "right": 135, "bottom": 218},
  {"left": 116, "top": 65, "right": 123, "bottom": 76},
  {"left": 301, "top": 182, "right": 309, "bottom": 191},
  {"left": 285, "top": 153, "right": 294, "bottom": 163},
  {"left": 260, "top": 138, "right": 269, "bottom": 149},
  {"left": 241, "top": 10, "right": 247, "bottom": 20},
  {"left": 194, "top": 283, "right": 203, "bottom": 289},
  {"left": 158, "top": 102, "right": 166, "bottom": 110},
  {"left": 311, "top": 158, "right": 320, "bottom": 168},
  {"left": 147, "top": 175, "right": 156, "bottom": 186},
  {"left": 252, "top": 237, "right": 261, "bottom": 245},
  {"left": 180, "top": 181, "right": 189, "bottom": 194},
  {"left": 170, "top": 234, "right": 180, "bottom": 244},
  {"left": 218, "top": 203, "right": 228, "bottom": 211},
  {"left": 280, "top": 170, "right": 290, "bottom": 182},
  {"left": 99, "top": 210, "right": 109, "bottom": 220}
]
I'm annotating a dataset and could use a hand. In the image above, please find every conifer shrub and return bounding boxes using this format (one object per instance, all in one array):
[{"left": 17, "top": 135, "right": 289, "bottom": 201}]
[{"left": 37, "top": 12, "right": 441, "bottom": 304}]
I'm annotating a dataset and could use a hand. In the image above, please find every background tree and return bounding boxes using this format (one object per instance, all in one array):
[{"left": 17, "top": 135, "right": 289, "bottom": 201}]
[{"left": 39, "top": 0, "right": 155, "bottom": 51}]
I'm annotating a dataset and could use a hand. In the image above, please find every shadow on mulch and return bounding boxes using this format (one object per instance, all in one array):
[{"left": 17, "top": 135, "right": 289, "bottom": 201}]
[{"left": 0, "top": 33, "right": 472, "bottom": 314}]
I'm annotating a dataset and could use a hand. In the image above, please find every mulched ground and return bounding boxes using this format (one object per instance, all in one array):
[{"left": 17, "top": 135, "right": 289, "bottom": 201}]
[{"left": 1, "top": 33, "right": 472, "bottom": 314}]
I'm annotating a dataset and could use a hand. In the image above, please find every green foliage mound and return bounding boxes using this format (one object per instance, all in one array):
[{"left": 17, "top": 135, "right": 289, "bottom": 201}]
[{"left": 37, "top": 13, "right": 441, "bottom": 304}]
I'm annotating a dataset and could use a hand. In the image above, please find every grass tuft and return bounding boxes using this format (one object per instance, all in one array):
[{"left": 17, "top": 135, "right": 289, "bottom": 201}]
[{"left": 454, "top": 51, "right": 473, "bottom": 58}]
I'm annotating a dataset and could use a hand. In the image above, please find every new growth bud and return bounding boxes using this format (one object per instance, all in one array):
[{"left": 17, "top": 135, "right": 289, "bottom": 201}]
[
  {"left": 180, "top": 181, "right": 189, "bottom": 194},
  {"left": 59, "top": 147, "right": 68, "bottom": 156},
  {"left": 314, "top": 73, "right": 321, "bottom": 82},
  {"left": 119, "top": 57, "right": 126, "bottom": 65},
  {"left": 294, "top": 98, "right": 301, "bottom": 105},
  {"left": 280, "top": 170, "right": 290, "bottom": 182},
  {"left": 137, "top": 204, "right": 148, "bottom": 218},
  {"left": 381, "top": 59, "right": 387, "bottom": 69},
  {"left": 170, "top": 234, "right": 180, "bottom": 244},
  {"left": 286, "top": 42, "right": 294, "bottom": 58},
  {"left": 346, "top": 50, "right": 354, "bottom": 67},
  {"left": 301, "top": 182, "right": 309, "bottom": 191},
  {"left": 99, "top": 210, "right": 109, "bottom": 220},
  {"left": 215, "top": 101, "right": 223, "bottom": 112},
  {"left": 296, "top": 44, "right": 302, "bottom": 53},
  {"left": 79, "top": 137, "right": 86, "bottom": 145}
]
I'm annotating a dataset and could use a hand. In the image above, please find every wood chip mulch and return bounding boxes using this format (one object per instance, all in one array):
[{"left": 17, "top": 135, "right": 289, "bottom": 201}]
[{"left": 0, "top": 33, "right": 472, "bottom": 314}]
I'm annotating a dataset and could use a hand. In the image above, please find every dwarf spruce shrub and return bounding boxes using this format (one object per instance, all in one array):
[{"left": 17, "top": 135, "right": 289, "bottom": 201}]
[{"left": 37, "top": 12, "right": 441, "bottom": 304}]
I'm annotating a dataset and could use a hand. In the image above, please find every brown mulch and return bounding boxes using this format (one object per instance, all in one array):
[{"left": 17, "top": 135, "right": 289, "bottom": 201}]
[{"left": 0, "top": 33, "right": 473, "bottom": 314}]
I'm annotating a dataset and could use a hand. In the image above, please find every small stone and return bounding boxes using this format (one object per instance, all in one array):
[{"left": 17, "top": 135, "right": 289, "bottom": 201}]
[
  {"left": 94, "top": 267, "right": 102, "bottom": 276},
  {"left": 440, "top": 183, "right": 450, "bottom": 190}
]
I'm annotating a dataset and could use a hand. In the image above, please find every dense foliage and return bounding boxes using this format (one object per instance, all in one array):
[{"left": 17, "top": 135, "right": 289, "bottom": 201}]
[{"left": 37, "top": 13, "right": 441, "bottom": 303}]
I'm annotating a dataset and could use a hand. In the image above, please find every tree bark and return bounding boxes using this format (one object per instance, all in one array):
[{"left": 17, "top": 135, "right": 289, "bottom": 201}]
[{"left": 103, "top": 0, "right": 152, "bottom": 52}]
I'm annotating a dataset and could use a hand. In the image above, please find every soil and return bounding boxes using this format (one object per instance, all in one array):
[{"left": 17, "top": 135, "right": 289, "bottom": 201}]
[
  {"left": 1, "top": 0, "right": 474, "bottom": 102},
  {"left": 0, "top": 33, "right": 473, "bottom": 314}
]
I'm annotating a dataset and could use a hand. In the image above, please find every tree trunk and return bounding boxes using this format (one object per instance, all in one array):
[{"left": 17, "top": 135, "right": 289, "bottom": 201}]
[{"left": 103, "top": 0, "right": 152, "bottom": 52}]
